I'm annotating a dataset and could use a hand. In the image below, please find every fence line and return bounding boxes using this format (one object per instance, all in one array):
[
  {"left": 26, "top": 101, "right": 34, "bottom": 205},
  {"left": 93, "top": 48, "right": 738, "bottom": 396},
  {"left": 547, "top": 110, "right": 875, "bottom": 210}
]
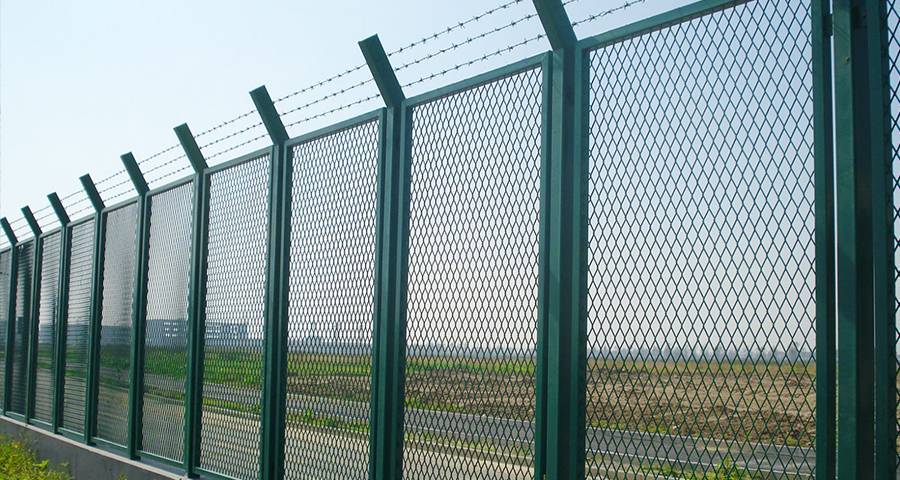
[{"left": 0, "top": 0, "right": 896, "bottom": 478}]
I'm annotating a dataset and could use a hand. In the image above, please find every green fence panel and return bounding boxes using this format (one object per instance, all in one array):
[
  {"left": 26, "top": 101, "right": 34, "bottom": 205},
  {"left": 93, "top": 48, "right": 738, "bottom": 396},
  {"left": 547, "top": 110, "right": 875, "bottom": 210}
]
[
  {"left": 61, "top": 219, "right": 95, "bottom": 435},
  {"left": 139, "top": 180, "right": 194, "bottom": 464},
  {"left": 582, "top": 0, "right": 816, "bottom": 478},
  {"left": 95, "top": 202, "right": 140, "bottom": 447},
  {"left": 400, "top": 61, "right": 544, "bottom": 479},
  {"left": 887, "top": 0, "right": 900, "bottom": 472},
  {"left": 0, "top": 249, "right": 10, "bottom": 408},
  {"left": 199, "top": 151, "right": 271, "bottom": 480},
  {"left": 10, "top": 240, "right": 35, "bottom": 415},
  {"left": 33, "top": 231, "right": 61, "bottom": 425},
  {"left": 280, "top": 114, "right": 380, "bottom": 480}
]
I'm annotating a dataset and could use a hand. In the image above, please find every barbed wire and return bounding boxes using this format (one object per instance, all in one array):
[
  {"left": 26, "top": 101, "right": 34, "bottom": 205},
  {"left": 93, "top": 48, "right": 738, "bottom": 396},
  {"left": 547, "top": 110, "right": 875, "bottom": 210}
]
[
  {"left": 571, "top": 0, "right": 645, "bottom": 27},
  {"left": 392, "top": 0, "right": 585, "bottom": 74},
  {"left": 148, "top": 164, "right": 193, "bottom": 185},
  {"left": 4, "top": 0, "right": 646, "bottom": 222},
  {"left": 402, "top": 0, "right": 644, "bottom": 89},
  {"left": 199, "top": 121, "right": 264, "bottom": 151},
  {"left": 194, "top": 0, "right": 534, "bottom": 144},
  {"left": 206, "top": 133, "right": 270, "bottom": 161},
  {"left": 284, "top": 93, "right": 380, "bottom": 130},
  {"left": 141, "top": 153, "right": 189, "bottom": 180}
]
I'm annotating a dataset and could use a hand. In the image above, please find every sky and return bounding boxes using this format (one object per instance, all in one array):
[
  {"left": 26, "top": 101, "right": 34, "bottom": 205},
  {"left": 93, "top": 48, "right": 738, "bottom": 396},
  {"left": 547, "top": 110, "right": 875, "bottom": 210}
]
[
  {"left": 0, "top": 0, "right": 693, "bottom": 240},
  {"left": 0, "top": 0, "right": 820, "bottom": 357}
]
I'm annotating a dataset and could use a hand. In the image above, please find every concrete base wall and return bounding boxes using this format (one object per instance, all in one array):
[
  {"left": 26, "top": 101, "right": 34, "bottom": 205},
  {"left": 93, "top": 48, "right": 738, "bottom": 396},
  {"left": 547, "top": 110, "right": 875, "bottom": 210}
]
[{"left": 0, "top": 416, "right": 184, "bottom": 480}]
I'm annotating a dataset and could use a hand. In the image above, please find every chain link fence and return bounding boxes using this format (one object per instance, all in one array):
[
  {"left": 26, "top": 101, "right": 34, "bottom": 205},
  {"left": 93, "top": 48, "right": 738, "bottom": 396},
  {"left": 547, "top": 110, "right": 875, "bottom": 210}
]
[
  {"left": 141, "top": 180, "right": 194, "bottom": 463},
  {"left": 283, "top": 116, "right": 381, "bottom": 480},
  {"left": 61, "top": 219, "right": 95, "bottom": 434},
  {"left": 33, "top": 231, "right": 61, "bottom": 425},
  {"left": 1, "top": 0, "right": 899, "bottom": 478}
]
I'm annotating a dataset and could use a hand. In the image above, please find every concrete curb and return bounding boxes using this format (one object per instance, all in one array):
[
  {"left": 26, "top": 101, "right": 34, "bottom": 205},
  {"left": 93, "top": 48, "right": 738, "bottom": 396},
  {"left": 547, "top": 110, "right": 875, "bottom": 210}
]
[{"left": 0, "top": 416, "right": 185, "bottom": 480}]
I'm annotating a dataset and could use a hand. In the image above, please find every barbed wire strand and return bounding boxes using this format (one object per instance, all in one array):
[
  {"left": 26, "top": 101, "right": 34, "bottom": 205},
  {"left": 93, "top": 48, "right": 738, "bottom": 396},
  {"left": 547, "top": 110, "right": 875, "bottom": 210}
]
[
  {"left": 403, "top": 1, "right": 644, "bottom": 89},
  {"left": 5, "top": 0, "right": 644, "bottom": 221},
  {"left": 197, "top": 0, "right": 533, "bottom": 142},
  {"left": 284, "top": 93, "right": 380, "bottom": 130}
]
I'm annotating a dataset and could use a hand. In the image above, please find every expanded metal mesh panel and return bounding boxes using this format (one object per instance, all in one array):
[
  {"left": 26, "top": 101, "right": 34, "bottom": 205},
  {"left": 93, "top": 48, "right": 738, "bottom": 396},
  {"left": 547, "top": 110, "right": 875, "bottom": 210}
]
[
  {"left": 403, "top": 67, "right": 542, "bottom": 480},
  {"left": 0, "top": 250, "right": 9, "bottom": 404},
  {"left": 96, "top": 203, "right": 139, "bottom": 446},
  {"left": 34, "top": 232, "right": 61, "bottom": 424},
  {"left": 10, "top": 241, "right": 34, "bottom": 415},
  {"left": 62, "top": 220, "right": 95, "bottom": 433},
  {"left": 200, "top": 154, "right": 270, "bottom": 480},
  {"left": 141, "top": 182, "right": 193, "bottom": 462},
  {"left": 284, "top": 119, "right": 380, "bottom": 480},
  {"left": 889, "top": 0, "right": 900, "bottom": 468},
  {"left": 585, "top": 1, "right": 815, "bottom": 478}
]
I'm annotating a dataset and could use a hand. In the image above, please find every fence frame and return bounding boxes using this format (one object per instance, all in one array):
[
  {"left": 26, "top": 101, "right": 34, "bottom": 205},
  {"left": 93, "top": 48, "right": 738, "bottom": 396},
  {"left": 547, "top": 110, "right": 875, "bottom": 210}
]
[
  {"left": 27, "top": 225, "right": 62, "bottom": 431},
  {"left": 3, "top": 0, "right": 898, "bottom": 477},
  {"left": 48, "top": 192, "right": 71, "bottom": 436},
  {"left": 56, "top": 214, "right": 97, "bottom": 443}
]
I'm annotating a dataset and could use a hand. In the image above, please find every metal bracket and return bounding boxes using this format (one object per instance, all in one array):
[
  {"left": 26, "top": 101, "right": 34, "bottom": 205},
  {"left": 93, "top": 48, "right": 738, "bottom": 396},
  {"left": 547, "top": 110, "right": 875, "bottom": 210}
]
[
  {"left": 21, "top": 207, "right": 42, "bottom": 237},
  {"left": 0, "top": 218, "right": 17, "bottom": 246},
  {"left": 47, "top": 193, "right": 70, "bottom": 226},
  {"left": 121, "top": 153, "right": 149, "bottom": 196},
  {"left": 174, "top": 124, "right": 208, "bottom": 173},
  {"left": 79, "top": 175, "right": 106, "bottom": 213},
  {"left": 359, "top": 35, "right": 405, "bottom": 108},
  {"left": 250, "top": 86, "right": 289, "bottom": 145},
  {"left": 532, "top": 0, "right": 577, "bottom": 50}
]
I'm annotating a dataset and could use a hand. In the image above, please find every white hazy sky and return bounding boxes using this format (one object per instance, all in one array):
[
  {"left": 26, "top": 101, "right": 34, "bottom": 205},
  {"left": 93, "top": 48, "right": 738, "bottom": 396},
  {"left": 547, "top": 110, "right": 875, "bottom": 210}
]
[{"left": 0, "top": 0, "right": 691, "bottom": 238}]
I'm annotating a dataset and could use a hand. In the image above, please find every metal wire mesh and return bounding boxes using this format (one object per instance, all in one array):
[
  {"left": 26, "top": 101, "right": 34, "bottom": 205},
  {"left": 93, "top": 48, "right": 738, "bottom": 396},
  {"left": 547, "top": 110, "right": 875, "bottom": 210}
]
[
  {"left": 0, "top": 250, "right": 9, "bottom": 405},
  {"left": 403, "top": 65, "right": 542, "bottom": 480},
  {"left": 62, "top": 220, "right": 95, "bottom": 433},
  {"left": 283, "top": 118, "right": 380, "bottom": 480},
  {"left": 200, "top": 154, "right": 270, "bottom": 480},
  {"left": 96, "top": 203, "right": 139, "bottom": 446},
  {"left": 33, "top": 232, "right": 61, "bottom": 424},
  {"left": 584, "top": 1, "right": 815, "bottom": 478},
  {"left": 10, "top": 240, "right": 35, "bottom": 415},
  {"left": 889, "top": 0, "right": 900, "bottom": 469},
  {"left": 141, "top": 182, "right": 194, "bottom": 462}
]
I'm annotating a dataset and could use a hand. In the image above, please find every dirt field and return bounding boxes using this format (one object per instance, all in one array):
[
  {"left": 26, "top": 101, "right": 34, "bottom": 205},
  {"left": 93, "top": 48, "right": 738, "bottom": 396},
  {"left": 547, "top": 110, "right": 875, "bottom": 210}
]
[{"left": 141, "top": 348, "right": 819, "bottom": 447}]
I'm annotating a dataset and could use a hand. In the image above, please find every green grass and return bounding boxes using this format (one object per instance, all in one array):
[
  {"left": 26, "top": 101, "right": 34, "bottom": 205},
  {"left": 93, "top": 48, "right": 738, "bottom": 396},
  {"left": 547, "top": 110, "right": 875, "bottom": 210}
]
[
  {"left": 642, "top": 457, "right": 761, "bottom": 480},
  {"left": 0, "top": 435, "right": 71, "bottom": 480},
  {"left": 287, "top": 409, "right": 369, "bottom": 434}
]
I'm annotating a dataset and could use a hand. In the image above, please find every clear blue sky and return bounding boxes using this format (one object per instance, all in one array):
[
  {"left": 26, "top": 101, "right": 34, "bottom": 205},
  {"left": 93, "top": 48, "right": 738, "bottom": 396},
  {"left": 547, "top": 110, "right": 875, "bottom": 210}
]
[{"left": 0, "top": 0, "right": 688, "bottom": 238}]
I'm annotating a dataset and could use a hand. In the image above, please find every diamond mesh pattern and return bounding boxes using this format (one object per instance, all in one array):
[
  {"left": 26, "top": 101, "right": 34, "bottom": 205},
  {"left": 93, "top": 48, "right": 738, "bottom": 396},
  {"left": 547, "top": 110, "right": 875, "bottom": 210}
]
[
  {"left": 585, "top": 1, "right": 815, "bottom": 478},
  {"left": 62, "top": 220, "right": 95, "bottom": 433},
  {"left": 10, "top": 240, "right": 35, "bottom": 415},
  {"left": 200, "top": 154, "right": 270, "bottom": 480},
  {"left": 0, "top": 250, "right": 9, "bottom": 405},
  {"left": 96, "top": 203, "right": 139, "bottom": 446},
  {"left": 33, "top": 232, "right": 61, "bottom": 424},
  {"left": 403, "top": 67, "right": 542, "bottom": 480},
  {"left": 889, "top": 0, "right": 900, "bottom": 469},
  {"left": 284, "top": 118, "right": 380, "bottom": 480},
  {"left": 141, "top": 182, "right": 193, "bottom": 462}
]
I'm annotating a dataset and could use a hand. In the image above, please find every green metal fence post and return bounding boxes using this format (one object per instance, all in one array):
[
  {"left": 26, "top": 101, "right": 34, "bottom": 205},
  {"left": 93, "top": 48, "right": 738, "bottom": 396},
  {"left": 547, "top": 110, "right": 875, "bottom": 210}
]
[
  {"left": 532, "top": 2, "right": 586, "bottom": 479},
  {"left": 866, "top": 0, "right": 895, "bottom": 475},
  {"left": 80, "top": 174, "right": 106, "bottom": 445},
  {"left": 811, "top": 1, "right": 836, "bottom": 478},
  {"left": 359, "top": 34, "right": 407, "bottom": 480},
  {"left": 251, "top": 85, "right": 291, "bottom": 480},
  {"left": 121, "top": 153, "right": 151, "bottom": 460},
  {"left": 832, "top": 0, "right": 885, "bottom": 476},
  {"left": 21, "top": 206, "right": 43, "bottom": 424},
  {"left": 47, "top": 193, "right": 70, "bottom": 435},
  {"left": 1, "top": 218, "right": 18, "bottom": 415},
  {"left": 175, "top": 123, "right": 209, "bottom": 478}
]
